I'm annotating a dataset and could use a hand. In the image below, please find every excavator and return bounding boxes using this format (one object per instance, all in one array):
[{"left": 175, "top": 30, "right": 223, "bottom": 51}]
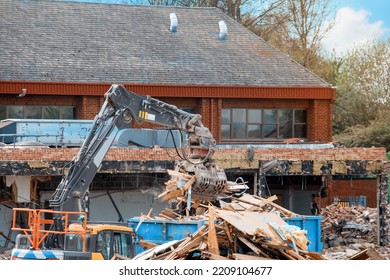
[{"left": 10, "top": 84, "right": 227, "bottom": 260}]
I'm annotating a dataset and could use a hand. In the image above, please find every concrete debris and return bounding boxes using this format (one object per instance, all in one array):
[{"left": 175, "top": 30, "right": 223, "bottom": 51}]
[
  {"left": 321, "top": 204, "right": 378, "bottom": 248},
  {"left": 320, "top": 203, "right": 390, "bottom": 259}
]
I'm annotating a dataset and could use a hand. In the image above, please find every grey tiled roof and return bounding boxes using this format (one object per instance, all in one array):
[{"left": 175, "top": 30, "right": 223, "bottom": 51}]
[{"left": 0, "top": 0, "right": 329, "bottom": 86}]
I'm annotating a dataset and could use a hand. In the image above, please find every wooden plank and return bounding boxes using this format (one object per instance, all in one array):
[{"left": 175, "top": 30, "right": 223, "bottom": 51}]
[
  {"left": 232, "top": 253, "right": 273, "bottom": 260},
  {"left": 366, "top": 248, "right": 384, "bottom": 260},
  {"left": 348, "top": 249, "right": 369, "bottom": 260},
  {"left": 167, "top": 169, "right": 193, "bottom": 179},
  {"left": 307, "top": 251, "right": 326, "bottom": 260},
  {"left": 183, "top": 176, "right": 196, "bottom": 191},
  {"left": 261, "top": 241, "right": 292, "bottom": 250},
  {"left": 207, "top": 205, "right": 220, "bottom": 256},
  {"left": 174, "top": 234, "right": 204, "bottom": 256},
  {"left": 253, "top": 195, "right": 297, "bottom": 217},
  {"left": 285, "top": 249, "right": 306, "bottom": 260},
  {"left": 159, "top": 189, "right": 182, "bottom": 201},
  {"left": 139, "top": 240, "right": 158, "bottom": 250},
  {"left": 201, "top": 252, "right": 229, "bottom": 260},
  {"left": 238, "top": 236, "right": 263, "bottom": 255},
  {"left": 222, "top": 222, "right": 235, "bottom": 253},
  {"left": 216, "top": 210, "right": 290, "bottom": 239}
]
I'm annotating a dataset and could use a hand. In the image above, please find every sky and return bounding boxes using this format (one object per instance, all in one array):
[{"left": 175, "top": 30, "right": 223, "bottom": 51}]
[
  {"left": 322, "top": 0, "right": 390, "bottom": 55},
  {"left": 62, "top": 0, "right": 390, "bottom": 55}
]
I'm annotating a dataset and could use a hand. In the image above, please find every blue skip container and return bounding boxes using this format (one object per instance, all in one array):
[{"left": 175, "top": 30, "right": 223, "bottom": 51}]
[
  {"left": 285, "top": 215, "right": 323, "bottom": 252},
  {"left": 128, "top": 218, "right": 205, "bottom": 254}
]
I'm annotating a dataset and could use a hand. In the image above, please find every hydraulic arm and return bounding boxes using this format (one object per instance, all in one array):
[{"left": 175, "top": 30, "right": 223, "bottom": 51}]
[{"left": 49, "top": 84, "right": 226, "bottom": 214}]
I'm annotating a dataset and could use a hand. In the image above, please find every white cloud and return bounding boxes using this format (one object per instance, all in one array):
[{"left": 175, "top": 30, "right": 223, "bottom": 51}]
[{"left": 322, "top": 7, "right": 387, "bottom": 55}]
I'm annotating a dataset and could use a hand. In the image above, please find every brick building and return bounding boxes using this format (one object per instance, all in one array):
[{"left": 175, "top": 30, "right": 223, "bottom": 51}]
[{"left": 0, "top": 0, "right": 387, "bottom": 244}]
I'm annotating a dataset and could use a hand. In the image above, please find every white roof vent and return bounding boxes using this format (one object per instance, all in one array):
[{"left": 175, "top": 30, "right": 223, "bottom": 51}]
[
  {"left": 170, "top": 13, "right": 178, "bottom": 33},
  {"left": 218, "top": 20, "right": 227, "bottom": 40}
]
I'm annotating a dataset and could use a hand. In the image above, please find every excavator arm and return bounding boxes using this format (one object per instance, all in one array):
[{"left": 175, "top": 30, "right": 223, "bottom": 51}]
[{"left": 49, "top": 84, "right": 226, "bottom": 214}]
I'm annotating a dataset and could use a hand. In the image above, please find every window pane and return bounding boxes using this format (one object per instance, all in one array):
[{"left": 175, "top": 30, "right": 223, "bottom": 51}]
[
  {"left": 248, "top": 124, "right": 261, "bottom": 139},
  {"left": 61, "top": 107, "right": 75, "bottom": 119},
  {"left": 294, "top": 109, "right": 307, "bottom": 123},
  {"left": 232, "top": 109, "right": 246, "bottom": 139},
  {"left": 278, "top": 109, "right": 293, "bottom": 123},
  {"left": 248, "top": 109, "right": 261, "bottom": 123},
  {"left": 263, "top": 124, "right": 277, "bottom": 138},
  {"left": 25, "top": 106, "right": 42, "bottom": 119},
  {"left": 8, "top": 106, "right": 23, "bottom": 118},
  {"left": 0, "top": 105, "right": 6, "bottom": 120},
  {"left": 263, "top": 109, "right": 277, "bottom": 124},
  {"left": 294, "top": 124, "right": 307, "bottom": 138},
  {"left": 222, "top": 109, "right": 230, "bottom": 125},
  {"left": 221, "top": 124, "right": 231, "bottom": 139},
  {"left": 43, "top": 106, "right": 60, "bottom": 119},
  {"left": 278, "top": 109, "right": 293, "bottom": 138}
]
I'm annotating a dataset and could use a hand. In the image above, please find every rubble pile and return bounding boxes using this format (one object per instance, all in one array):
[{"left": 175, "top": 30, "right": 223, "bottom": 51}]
[
  {"left": 320, "top": 204, "right": 390, "bottom": 259},
  {"left": 321, "top": 204, "right": 378, "bottom": 248},
  {"left": 133, "top": 194, "right": 326, "bottom": 260}
]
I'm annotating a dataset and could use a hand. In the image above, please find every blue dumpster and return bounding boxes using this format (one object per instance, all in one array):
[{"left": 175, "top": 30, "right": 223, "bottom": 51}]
[
  {"left": 285, "top": 215, "right": 323, "bottom": 252},
  {"left": 128, "top": 218, "right": 205, "bottom": 254}
]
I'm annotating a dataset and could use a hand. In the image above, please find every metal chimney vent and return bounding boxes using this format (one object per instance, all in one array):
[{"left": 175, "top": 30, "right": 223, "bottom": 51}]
[
  {"left": 170, "top": 13, "right": 178, "bottom": 33},
  {"left": 218, "top": 20, "right": 227, "bottom": 40}
]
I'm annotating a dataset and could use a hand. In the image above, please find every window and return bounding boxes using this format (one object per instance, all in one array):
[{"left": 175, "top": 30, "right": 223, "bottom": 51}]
[
  {"left": 113, "top": 232, "right": 133, "bottom": 258},
  {"left": 0, "top": 105, "right": 76, "bottom": 120},
  {"left": 221, "top": 108, "right": 307, "bottom": 140},
  {"left": 97, "top": 231, "right": 112, "bottom": 260}
]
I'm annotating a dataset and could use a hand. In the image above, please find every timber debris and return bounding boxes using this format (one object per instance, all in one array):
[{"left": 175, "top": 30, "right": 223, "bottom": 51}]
[{"left": 134, "top": 193, "right": 325, "bottom": 260}]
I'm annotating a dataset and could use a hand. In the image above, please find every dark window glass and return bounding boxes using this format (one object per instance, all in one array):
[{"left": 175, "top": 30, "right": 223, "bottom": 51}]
[
  {"left": 278, "top": 109, "right": 293, "bottom": 138},
  {"left": 248, "top": 124, "right": 261, "bottom": 138},
  {"left": 221, "top": 124, "right": 231, "bottom": 138},
  {"left": 221, "top": 108, "right": 307, "bottom": 140},
  {"left": 295, "top": 109, "right": 307, "bottom": 123},
  {"left": 221, "top": 109, "right": 230, "bottom": 125},
  {"left": 294, "top": 124, "right": 307, "bottom": 138},
  {"left": 8, "top": 106, "right": 23, "bottom": 118},
  {"left": 248, "top": 109, "right": 261, "bottom": 123},
  {"left": 25, "top": 106, "right": 42, "bottom": 119},
  {"left": 263, "top": 124, "right": 277, "bottom": 138},
  {"left": 43, "top": 106, "right": 60, "bottom": 119},
  {"left": 0, "top": 105, "right": 6, "bottom": 120},
  {"left": 263, "top": 109, "right": 277, "bottom": 124},
  {"left": 232, "top": 109, "right": 246, "bottom": 139},
  {"left": 61, "top": 107, "right": 75, "bottom": 119}
]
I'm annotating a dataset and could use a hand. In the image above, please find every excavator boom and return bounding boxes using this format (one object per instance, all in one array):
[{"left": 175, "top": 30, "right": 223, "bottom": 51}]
[{"left": 49, "top": 84, "right": 226, "bottom": 214}]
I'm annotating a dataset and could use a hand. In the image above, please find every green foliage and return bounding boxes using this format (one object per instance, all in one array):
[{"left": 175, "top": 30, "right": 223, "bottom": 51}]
[
  {"left": 333, "top": 38, "right": 390, "bottom": 146},
  {"left": 334, "top": 111, "right": 390, "bottom": 150}
]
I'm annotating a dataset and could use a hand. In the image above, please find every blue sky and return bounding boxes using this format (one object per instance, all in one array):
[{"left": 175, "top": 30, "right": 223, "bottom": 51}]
[
  {"left": 322, "top": 0, "right": 390, "bottom": 54},
  {"left": 62, "top": 0, "right": 390, "bottom": 54}
]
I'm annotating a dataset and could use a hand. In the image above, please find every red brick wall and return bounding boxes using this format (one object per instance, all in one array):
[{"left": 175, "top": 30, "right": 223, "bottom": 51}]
[
  {"left": 1, "top": 147, "right": 386, "bottom": 161},
  {"left": 327, "top": 179, "right": 377, "bottom": 207},
  {"left": 308, "top": 99, "right": 333, "bottom": 143},
  {"left": 78, "top": 96, "right": 104, "bottom": 119},
  {"left": 0, "top": 94, "right": 79, "bottom": 106}
]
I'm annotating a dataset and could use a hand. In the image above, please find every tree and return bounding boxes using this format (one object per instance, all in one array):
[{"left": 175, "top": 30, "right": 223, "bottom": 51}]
[
  {"left": 261, "top": 0, "right": 335, "bottom": 70},
  {"left": 334, "top": 38, "right": 390, "bottom": 146}
]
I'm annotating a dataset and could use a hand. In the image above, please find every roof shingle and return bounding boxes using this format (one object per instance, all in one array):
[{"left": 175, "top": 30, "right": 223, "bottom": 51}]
[{"left": 0, "top": 0, "right": 329, "bottom": 87}]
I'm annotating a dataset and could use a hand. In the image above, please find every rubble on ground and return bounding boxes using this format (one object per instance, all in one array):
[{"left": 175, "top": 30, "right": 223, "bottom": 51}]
[
  {"left": 321, "top": 204, "right": 378, "bottom": 248},
  {"left": 320, "top": 203, "right": 390, "bottom": 259}
]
